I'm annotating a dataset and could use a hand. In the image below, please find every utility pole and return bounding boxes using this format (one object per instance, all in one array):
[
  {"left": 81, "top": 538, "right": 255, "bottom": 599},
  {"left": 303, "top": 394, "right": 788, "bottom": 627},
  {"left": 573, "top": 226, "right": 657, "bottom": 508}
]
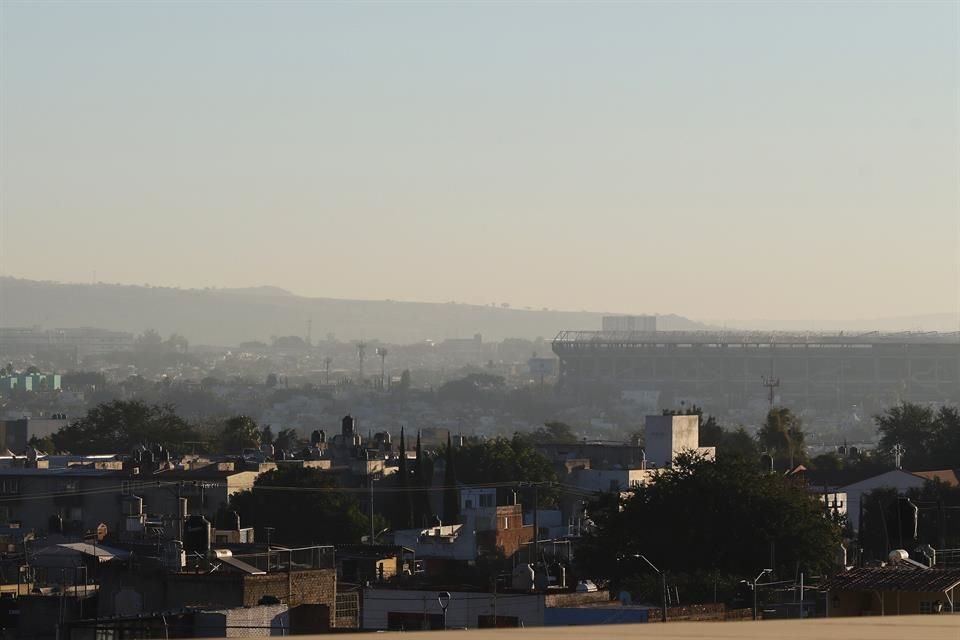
[
  {"left": 368, "top": 474, "right": 377, "bottom": 544},
  {"left": 892, "top": 443, "right": 905, "bottom": 470}
]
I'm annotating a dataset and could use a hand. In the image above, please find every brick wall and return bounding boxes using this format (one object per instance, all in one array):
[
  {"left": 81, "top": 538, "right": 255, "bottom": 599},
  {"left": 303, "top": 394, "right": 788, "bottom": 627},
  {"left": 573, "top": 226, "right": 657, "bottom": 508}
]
[
  {"left": 193, "top": 604, "right": 289, "bottom": 637},
  {"left": 241, "top": 569, "right": 336, "bottom": 609}
]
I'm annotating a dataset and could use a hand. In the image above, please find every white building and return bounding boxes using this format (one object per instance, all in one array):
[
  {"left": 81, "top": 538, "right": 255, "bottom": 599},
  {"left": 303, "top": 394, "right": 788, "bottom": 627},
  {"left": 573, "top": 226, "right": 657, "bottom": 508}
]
[{"left": 643, "top": 414, "right": 715, "bottom": 468}]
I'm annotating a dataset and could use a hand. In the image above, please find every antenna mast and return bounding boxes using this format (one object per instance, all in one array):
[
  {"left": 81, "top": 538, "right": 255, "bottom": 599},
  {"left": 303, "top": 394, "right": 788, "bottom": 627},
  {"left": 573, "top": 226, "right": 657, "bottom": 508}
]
[{"left": 761, "top": 361, "right": 780, "bottom": 406}]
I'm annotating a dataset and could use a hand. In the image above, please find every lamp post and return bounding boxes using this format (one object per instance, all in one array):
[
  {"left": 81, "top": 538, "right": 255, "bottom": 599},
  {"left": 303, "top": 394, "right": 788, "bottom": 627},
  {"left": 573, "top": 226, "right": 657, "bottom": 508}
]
[
  {"left": 750, "top": 569, "right": 773, "bottom": 620},
  {"left": 265, "top": 526, "right": 275, "bottom": 571},
  {"left": 623, "top": 554, "right": 667, "bottom": 623},
  {"left": 437, "top": 591, "right": 451, "bottom": 630}
]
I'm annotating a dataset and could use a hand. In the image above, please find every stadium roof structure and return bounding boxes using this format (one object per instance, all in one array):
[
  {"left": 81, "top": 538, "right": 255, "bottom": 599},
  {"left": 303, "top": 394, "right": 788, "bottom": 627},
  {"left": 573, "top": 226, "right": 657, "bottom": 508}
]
[{"left": 553, "top": 330, "right": 960, "bottom": 347}]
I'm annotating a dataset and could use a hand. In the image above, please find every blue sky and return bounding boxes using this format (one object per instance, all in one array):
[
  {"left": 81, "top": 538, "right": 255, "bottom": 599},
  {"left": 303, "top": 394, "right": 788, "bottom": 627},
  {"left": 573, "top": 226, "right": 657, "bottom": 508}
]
[{"left": 1, "top": 1, "right": 957, "bottom": 323}]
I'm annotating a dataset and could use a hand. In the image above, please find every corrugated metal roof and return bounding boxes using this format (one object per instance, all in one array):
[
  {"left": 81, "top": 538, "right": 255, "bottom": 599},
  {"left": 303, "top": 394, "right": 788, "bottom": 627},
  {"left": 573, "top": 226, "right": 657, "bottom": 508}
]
[{"left": 823, "top": 567, "right": 960, "bottom": 593}]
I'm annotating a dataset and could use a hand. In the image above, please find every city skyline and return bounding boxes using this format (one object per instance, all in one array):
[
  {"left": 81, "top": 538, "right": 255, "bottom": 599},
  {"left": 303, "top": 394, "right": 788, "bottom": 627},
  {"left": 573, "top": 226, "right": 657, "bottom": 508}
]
[{"left": 1, "top": 1, "right": 958, "bottom": 323}]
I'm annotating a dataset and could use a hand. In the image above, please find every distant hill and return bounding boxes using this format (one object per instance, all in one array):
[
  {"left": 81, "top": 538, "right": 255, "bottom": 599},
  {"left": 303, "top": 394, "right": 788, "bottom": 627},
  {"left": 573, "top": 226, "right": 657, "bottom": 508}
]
[
  {"left": 0, "top": 278, "right": 710, "bottom": 346},
  {"left": 722, "top": 314, "right": 960, "bottom": 333}
]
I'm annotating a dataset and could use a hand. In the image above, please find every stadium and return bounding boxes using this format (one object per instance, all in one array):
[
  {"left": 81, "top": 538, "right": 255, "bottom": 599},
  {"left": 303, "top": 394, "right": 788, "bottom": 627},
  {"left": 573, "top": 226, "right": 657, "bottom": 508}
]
[{"left": 552, "top": 330, "right": 960, "bottom": 412}]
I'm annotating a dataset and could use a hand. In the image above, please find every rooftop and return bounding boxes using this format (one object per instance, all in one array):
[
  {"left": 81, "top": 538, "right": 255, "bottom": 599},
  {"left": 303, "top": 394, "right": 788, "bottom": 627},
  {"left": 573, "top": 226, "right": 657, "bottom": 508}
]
[
  {"left": 823, "top": 567, "right": 960, "bottom": 593},
  {"left": 343, "top": 617, "right": 959, "bottom": 640}
]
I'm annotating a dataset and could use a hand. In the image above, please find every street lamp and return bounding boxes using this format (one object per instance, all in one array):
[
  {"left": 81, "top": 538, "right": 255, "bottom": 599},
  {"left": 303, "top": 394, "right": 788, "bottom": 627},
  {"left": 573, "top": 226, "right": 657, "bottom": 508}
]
[
  {"left": 747, "top": 568, "right": 773, "bottom": 621},
  {"left": 437, "top": 591, "right": 451, "bottom": 630},
  {"left": 265, "top": 526, "right": 275, "bottom": 571},
  {"left": 622, "top": 554, "right": 668, "bottom": 623}
]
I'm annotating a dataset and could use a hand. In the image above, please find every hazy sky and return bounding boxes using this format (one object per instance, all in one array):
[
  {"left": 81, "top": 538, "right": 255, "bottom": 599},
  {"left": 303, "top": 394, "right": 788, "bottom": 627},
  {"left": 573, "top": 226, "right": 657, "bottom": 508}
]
[{"left": 1, "top": 1, "right": 957, "bottom": 323}]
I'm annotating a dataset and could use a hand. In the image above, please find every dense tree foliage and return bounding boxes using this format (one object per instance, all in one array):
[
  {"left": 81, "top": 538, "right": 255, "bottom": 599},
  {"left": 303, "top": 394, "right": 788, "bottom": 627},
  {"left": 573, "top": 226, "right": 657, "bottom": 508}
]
[
  {"left": 449, "top": 435, "right": 558, "bottom": 506},
  {"left": 577, "top": 454, "right": 842, "bottom": 601},
  {"left": 859, "top": 481, "right": 960, "bottom": 562},
  {"left": 51, "top": 400, "right": 199, "bottom": 455},
  {"left": 231, "top": 467, "right": 371, "bottom": 545},
  {"left": 61, "top": 371, "right": 108, "bottom": 389},
  {"left": 698, "top": 415, "right": 761, "bottom": 463},
  {"left": 758, "top": 407, "right": 807, "bottom": 471},
  {"left": 526, "top": 421, "right": 578, "bottom": 444},
  {"left": 437, "top": 373, "right": 504, "bottom": 406},
  {"left": 273, "top": 427, "right": 301, "bottom": 453},
  {"left": 219, "top": 415, "right": 261, "bottom": 453},
  {"left": 876, "top": 403, "right": 960, "bottom": 469}
]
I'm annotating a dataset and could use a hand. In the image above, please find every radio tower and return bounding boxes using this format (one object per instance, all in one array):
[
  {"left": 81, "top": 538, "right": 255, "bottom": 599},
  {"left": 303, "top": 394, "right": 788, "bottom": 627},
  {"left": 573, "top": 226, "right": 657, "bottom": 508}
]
[
  {"left": 376, "top": 347, "right": 388, "bottom": 390},
  {"left": 357, "top": 342, "right": 367, "bottom": 381},
  {"left": 761, "top": 361, "right": 780, "bottom": 407}
]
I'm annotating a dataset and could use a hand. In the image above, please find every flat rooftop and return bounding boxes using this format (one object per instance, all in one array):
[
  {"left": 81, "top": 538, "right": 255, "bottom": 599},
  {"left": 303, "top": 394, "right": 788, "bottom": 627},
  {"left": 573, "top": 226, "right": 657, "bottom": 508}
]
[{"left": 335, "top": 616, "right": 959, "bottom": 640}]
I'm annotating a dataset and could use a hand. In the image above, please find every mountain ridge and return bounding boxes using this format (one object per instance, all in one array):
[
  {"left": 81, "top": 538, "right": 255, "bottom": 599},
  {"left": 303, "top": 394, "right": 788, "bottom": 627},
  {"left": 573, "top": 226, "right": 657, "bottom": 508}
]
[{"left": 0, "top": 277, "right": 710, "bottom": 346}]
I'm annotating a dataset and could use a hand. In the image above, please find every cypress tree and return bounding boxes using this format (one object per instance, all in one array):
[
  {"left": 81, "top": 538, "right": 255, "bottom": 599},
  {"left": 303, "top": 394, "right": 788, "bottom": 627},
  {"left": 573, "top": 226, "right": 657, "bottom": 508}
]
[
  {"left": 413, "top": 431, "right": 432, "bottom": 527},
  {"left": 396, "top": 426, "right": 413, "bottom": 529},
  {"left": 443, "top": 431, "right": 460, "bottom": 524}
]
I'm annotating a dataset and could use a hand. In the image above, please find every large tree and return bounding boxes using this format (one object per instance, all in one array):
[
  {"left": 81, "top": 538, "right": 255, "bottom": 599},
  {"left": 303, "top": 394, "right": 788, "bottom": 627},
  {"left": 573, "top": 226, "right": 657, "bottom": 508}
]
[
  {"left": 230, "top": 466, "right": 371, "bottom": 545},
  {"left": 576, "top": 454, "right": 842, "bottom": 601},
  {"left": 450, "top": 435, "right": 558, "bottom": 506},
  {"left": 527, "top": 421, "right": 578, "bottom": 444},
  {"left": 51, "top": 400, "right": 198, "bottom": 455},
  {"left": 876, "top": 403, "right": 960, "bottom": 469},
  {"left": 219, "top": 416, "right": 262, "bottom": 453},
  {"left": 758, "top": 407, "right": 806, "bottom": 471},
  {"left": 859, "top": 480, "right": 960, "bottom": 562}
]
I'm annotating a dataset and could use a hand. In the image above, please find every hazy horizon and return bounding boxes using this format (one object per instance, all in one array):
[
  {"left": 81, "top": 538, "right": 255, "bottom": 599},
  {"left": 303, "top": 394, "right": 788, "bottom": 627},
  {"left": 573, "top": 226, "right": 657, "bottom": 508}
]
[{"left": 2, "top": 1, "right": 958, "bottom": 323}]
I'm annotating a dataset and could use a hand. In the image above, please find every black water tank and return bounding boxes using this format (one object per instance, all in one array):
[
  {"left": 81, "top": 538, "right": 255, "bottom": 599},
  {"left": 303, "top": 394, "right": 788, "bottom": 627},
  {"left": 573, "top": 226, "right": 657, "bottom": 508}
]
[
  {"left": 183, "top": 515, "right": 211, "bottom": 555},
  {"left": 342, "top": 415, "right": 355, "bottom": 437}
]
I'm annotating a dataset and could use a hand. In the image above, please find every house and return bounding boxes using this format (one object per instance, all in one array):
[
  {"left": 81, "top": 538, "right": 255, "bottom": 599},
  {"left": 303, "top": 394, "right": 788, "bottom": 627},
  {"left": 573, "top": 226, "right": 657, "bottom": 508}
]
[
  {"left": 824, "top": 566, "right": 960, "bottom": 616},
  {"left": 795, "top": 469, "right": 931, "bottom": 532},
  {"left": 0, "top": 460, "right": 263, "bottom": 536}
]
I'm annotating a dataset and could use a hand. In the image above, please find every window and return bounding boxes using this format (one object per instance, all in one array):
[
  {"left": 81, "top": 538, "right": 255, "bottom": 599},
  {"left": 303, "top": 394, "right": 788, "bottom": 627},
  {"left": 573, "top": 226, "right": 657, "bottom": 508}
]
[
  {"left": 479, "top": 494, "right": 494, "bottom": 508},
  {"left": 464, "top": 499, "right": 473, "bottom": 509},
  {"left": 0, "top": 480, "right": 19, "bottom": 495}
]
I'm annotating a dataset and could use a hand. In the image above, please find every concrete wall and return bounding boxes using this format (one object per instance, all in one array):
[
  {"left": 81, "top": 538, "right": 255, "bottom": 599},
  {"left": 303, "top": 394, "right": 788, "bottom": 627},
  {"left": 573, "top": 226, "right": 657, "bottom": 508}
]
[
  {"left": 362, "top": 589, "right": 545, "bottom": 630},
  {"left": 569, "top": 469, "right": 657, "bottom": 493},
  {"left": 644, "top": 415, "right": 700, "bottom": 468},
  {"left": 830, "top": 587, "right": 958, "bottom": 616}
]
